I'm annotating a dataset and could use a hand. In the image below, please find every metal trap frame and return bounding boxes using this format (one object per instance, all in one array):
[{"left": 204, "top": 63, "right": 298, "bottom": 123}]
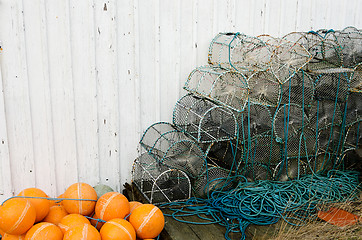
[
  {"left": 269, "top": 38, "right": 313, "bottom": 84},
  {"left": 184, "top": 65, "right": 249, "bottom": 112},
  {"left": 132, "top": 152, "right": 191, "bottom": 204},
  {"left": 139, "top": 122, "right": 207, "bottom": 179},
  {"left": 208, "top": 32, "right": 272, "bottom": 74},
  {"left": 172, "top": 93, "right": 238, "bottom": 143}
]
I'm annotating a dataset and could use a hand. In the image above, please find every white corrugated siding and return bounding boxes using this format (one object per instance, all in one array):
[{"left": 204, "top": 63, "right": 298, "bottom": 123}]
[{"left": 0, "top": 0, "right": 361, "bottom": 201}]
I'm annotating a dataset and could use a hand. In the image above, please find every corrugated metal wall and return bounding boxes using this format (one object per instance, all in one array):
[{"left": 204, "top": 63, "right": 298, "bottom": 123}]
[{"left": 0, "top": 0, "right": 361, "bottom": 201}]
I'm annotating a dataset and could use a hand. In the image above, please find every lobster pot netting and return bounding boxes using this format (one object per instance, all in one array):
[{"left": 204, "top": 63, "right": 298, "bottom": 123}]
[
  {"left": 172, "top": 93, "right": 237, "bottom": 143},
  {"left": 331, "top": 27, "right": 362, "bottom": 68},
  {"left": 238, "top": 103, "right": 273, "bottom": 141},
  {"left": 208, "top": 33, "right": 272, "bottom": 74},
  {"left": 193, "top": 165, "right": 235, "bottom": 198},
  {"left": 140, "top": 122, "right": 207, "bottom": 178},
  {"left": 280, "top": 71, "right": 314, "bottom": 107},
  {"left": 344, "top": 121, "right": 362, "bottom": 150},
  {"left": 318, "top": 125, "right": 347, "bottom": 155},
  {"left": 205, "top": 140, "right": 244, "bottom": 171},
  {"left": 350, "top": 63, "right": 362, "bottom": 92},
  {"left": 273, "top": 103, "right": 310, "bottom": 141},
  {"left": 313, "top": 70, "right": 351, "bottom": 103},
  {"left": 269, "top": 39, "right": 312, "bottom": 84},
  {"left": 184, "top": 66, "right": 249, "bottom": 112},
  {"left": 307, "top": 100, "right": 343, "bottom": 131},
  {"left": 244, "top": 134, "right": 282, "bottom": 165},
  {"left": 304, "top": 35, "right": 343, "bottom": 72},
  {"left": 247, "top": 71, "right": 281, "bottom": 107},
  {"left": 273, "top": 158, "right": 310, "bottom": 181},
  {"left": 344, "top": 91, "right": 362, "bottom": 126},
  {"left": 244, "top": 162, "right": 274, "bottom": 182},
  {"left": 284, "top": 128, "right": 318, "bottom": 159},
  {"left": 282, "top": 31, "right": 323, "bottom": 51},
  {"left": 132, "top": 152, "right": 191, "bottom": 204}
]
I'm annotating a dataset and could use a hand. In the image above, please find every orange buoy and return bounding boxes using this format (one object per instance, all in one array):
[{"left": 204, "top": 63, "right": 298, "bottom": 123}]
[
  {"left": 127, "top": 201, "right": 142, "bottom": 220},
  {"left": 63, "top": 223, "right": 101, "bottom": 240},
  {"left": 95, "top": 192, "right": 130, "bottom": 221},
  {"left": 43, "top": 205, "right": 68, "bottom": 225},
  {"left": 129, "top": 204, "right": 164, "bottom": 239},
  {"left": 18, "top": 188, "right": 50, "bottom": 222},
  {"left": 2, "top": 233, "right": 25, "bottom": 240},
  {"left": 100, "top": 218, "right": 136, "bottom": 240},
  {"left": 58, "top": 213, "right": 91, "bottom": 234},
  {"left": 62, "top": 183, "right": 97, "bottom": 216},
  {"left": 0, "top": 198, "right": 36, "bottom": 235},
  {"left": 24, "top": 222, "right": 63, "bottom": 240}
]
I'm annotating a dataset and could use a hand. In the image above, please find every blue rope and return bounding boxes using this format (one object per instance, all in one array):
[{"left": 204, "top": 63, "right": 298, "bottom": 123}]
[
  {"left": 161, "top": 170, "right": 360, "bottom": 240},
  {"left": 1, "top": 196, "right": 97, "bottom": 206}
]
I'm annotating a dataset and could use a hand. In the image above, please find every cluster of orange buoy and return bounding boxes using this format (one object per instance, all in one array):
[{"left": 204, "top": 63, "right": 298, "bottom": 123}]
[{"left": 0, "top": 183, "right": 164, "bottom": 240}]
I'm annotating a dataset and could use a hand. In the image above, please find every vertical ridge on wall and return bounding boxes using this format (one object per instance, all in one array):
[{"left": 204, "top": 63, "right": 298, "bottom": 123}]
[
  {"left": 0, "top": 67, "right": 13, "bottom": 202},
  {"left": 179, "top": 0, "right": 195, "bottom": 97},
  {"left": 69, "top": 0, "right": 100, "bottom": 188},
  {"left": 138, "top": 0, "right": 161, "bottom": 130},
  {"left": 22, "top": 0, "right": 57, "bottom": 196},
  {"left": 159, "top": 0, "right": 181, "bottom": 121},
  {"left": 117, "top": 0, "right": 140, "bottom": 186},
  {"left": 94, "top": 0, "right": 120, "bottom": 191},
  {"left": 0, "top": 0, "right": 36, "bottom": 194},
  {"left": 46, "top": 0, "right": 78, "bottom": 193}
]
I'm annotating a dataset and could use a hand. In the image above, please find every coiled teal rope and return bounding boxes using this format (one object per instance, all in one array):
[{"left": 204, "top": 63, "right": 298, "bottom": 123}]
[{"left": 161, "top": 170, "right": 360, "bottom": 240}]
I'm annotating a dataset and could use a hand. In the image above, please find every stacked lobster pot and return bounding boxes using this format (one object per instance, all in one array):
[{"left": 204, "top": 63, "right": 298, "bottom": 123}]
[{"left": 132, "top": 27, "right": 362, "bottom": 204}]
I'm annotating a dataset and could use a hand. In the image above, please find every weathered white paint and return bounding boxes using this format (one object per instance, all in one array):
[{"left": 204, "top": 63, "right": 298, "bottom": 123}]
[{"left": 0, "top": 0, "right": 361, "bottom": 201}]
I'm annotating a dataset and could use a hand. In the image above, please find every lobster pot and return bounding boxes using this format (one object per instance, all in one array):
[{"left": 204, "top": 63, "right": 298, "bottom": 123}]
[
  {"left": 244, "top": 161, "right": 274, "bottom": 181},
  {"left": 207, "top": 32, "right": 271, "bottom": 74},
  {"left": 132, "top": 153, "right": 191, "bottom": 204},
  {"left": 247, "top": 71, "right": 281, "bottom": 107},
  {"left": 140, "top": 122, "right": 207, "bottom": 178},
  {"left": 307, "top": 99, "right": 343, "bottom": 131},
  {"left": 350, "top": 63, "right": 362, "bottom": 92},
  {"left": 273, "top": 103, "right": 310, "bottom": 141},
  {"left": 344, "top": 121, "right": 361, "bottom": 150},
  {"left": 344, "top": 91, "right": 362, "bottom": 126},
  {"left": 311, "top": 151, "right": 337, "bottom": 173},
  {"left": 313, "top": 69, "right": 352, "bottom": 103},
  {"left": 318, "top": 125, "right": 346, "bottom": 154},
  {"left": 280, "top": 71, "right": 314, "bottom": 108},
  {"left": 284, "top": 128, "right": 318, "bottom": 159},
  {"left": 243, "top": 134, "right": 282, "bottom": 165},
  {"left": 304, "top": 36, "right": 343, "bottom": 72},
  {"left": 184, "top": 65, "right": 249, "bottom": 112},
  {"left": 173, "top": 93, "right": 238, "bottom": 143},
  {"left": 282, "top": 31, "right": 323, "bottom": 52},
  {"left": 205, "top": 140, "right": 244, "bottom": 171},
  {"left": 193, "top": 165, "right": 235, "bottom": 198},
  {"left": 331, "top": 27, "right": 362, "bottom": 68},
  {"left": 270, "top": 39, "right": 312, "bottom": 84},
  {"left": 238, "top": 103, "right": 273, "bottom": 141},
  {"left": 273, "top": 157, "right": 310, "bottom": 181}
]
